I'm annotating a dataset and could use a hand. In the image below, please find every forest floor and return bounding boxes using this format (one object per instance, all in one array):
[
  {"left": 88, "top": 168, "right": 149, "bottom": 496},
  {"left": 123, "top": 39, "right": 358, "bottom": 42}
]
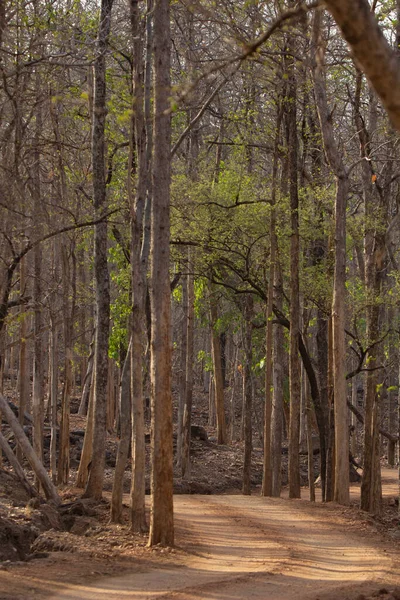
[
  {"left": 1, "top": 386, "right": 400, "bottom": 599},
  {"left": 0, "top": 469, "right": 400, "bottom": 599}
]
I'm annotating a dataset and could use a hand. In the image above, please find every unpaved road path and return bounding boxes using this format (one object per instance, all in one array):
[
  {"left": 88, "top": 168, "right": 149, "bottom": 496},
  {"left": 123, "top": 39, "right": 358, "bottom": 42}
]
[{"left": 46, "top": 469, "right": 400, "bottom": 600}]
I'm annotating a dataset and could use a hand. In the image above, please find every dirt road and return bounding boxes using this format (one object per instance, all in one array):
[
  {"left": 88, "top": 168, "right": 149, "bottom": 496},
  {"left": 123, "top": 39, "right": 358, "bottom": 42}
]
[{"left": 45, "top": 470, "right": 400, "bottom": 600}]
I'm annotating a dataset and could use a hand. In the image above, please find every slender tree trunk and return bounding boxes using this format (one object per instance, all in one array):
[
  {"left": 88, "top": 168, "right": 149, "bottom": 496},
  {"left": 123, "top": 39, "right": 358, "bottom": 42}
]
[
  {"left": 129, "top": 0, "right": 151, "bottom": 534},
  {"left": 262, "top": 104, "right": 281, "bottom": 497},
  {"left": 148, "top": 0, "right": 174, "bottom": 547},
  {"left": 84, "top": 0, "right": 113, "bottom": 500},
  {"left": 49, "top": 311, "right": 58, "bottom": 484},
  {"left": 229, "top": 344, "right": 238, "bottom": 442},
  {"left": 313, "top": 10, "right": 349, "bottom": 504},
  {"left": 32, "top": 73, "right": 44, "bottom": 483},
  {"left": 17, "top": 257, "right": 29, "bottom": 464},
  {"left": 271, "top": 262, "right": 284, "bottom": 497},
  {"left": 210, "top": 290, "right": 227, "bottom": 445},
  {"left": 181, "top": 250, "right": 195, "bottom": 479},
  {"left": 78, "top": 336, "right": 95, "bottom": 416},
  {"left": 287, "top": 29, "right": 301, "bottom": 498},
  {"left": 332, "top": 180, "right": 349, "bottom": 505},
  {"left": 354, "top": 74, "right": 385, "bottom": 514},
  {"left": 176, "top": 264, "right": 188, "bottom": 471},
  {"left": 58, "top": 243, "right": 74, "bottom": 485},
  {"left": 76, "top": 373, "right": 95, "bottom": 488},
  {"left": 242, "top": 295, "right": 253, "bottom": 495},
  {"left": 326, "top": 316, "right": 335, "bottom": 502},
  {"left": 111, "top": 343, "right": 131, "bottom": 523},
  {"left": 209, "top": 374, "right": 216, "bottom": 428}
]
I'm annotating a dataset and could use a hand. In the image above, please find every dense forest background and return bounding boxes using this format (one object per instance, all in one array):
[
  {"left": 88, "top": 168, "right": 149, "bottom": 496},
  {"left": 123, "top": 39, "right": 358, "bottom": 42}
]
[{"left": 1, "top": 0, "right": 400, "bottom": 546}]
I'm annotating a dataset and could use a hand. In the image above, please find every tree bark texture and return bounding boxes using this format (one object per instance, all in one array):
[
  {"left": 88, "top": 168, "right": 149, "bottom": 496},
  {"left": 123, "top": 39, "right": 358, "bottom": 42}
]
[
  {"left": 181, "top": 250, "right": 194, "bottom": 479},
  {"left": 176, "top": 265, "right": 188, "bottom": 471},
  {"left": 262, "top": 105, "right": 281, "bottom": 498},
  {"left": 210, "top": 291, "right": 227, "bottom": 445},
  {"left": 76, "top": 376, "right": 95, "bottom": 489},
  {"left": 271, "top": 262, "right": 284, "bottom": 497},
  {"left": 129, "top": 0, "right": 150, "bottom": 534},
  {"left": 148, "top": 0, "right": 174, "bottom": 547},
  {"left": 242, "top": 295, "right": 253, "bottom": 496},
  {"left": 17, "top": 257, "right": 29, "bottom": 464},
  {"left": 323, "top": 0, "right": 400, "bottom": 131},
  {"left": 111, "top": 344, "right": 131, "bottom": 523},
  {"left": 312, "top": 11, "right": 349, "bottom": 505},
  {"left": 355, "top": 75, "right": 384, "bottom": 514},
  {"left": 84, "top": 0, "right": 113, "bottom": 500},
  {"left": 287, "top": 29, "right": 301, "bottom": 499}
]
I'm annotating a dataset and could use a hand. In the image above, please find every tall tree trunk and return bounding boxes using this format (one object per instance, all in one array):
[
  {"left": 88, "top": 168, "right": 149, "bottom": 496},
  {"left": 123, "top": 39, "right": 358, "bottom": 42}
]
[
  {"left": 84, "top": 0, "right": 113, "bottom": 500},
  {"left": 49, "top": 310, "right": 59, "bottom": 484},
  {"left": 111, "top": 343, "right": 131, "bottom": 523},
  {"left": 332, "top": 177, "right": 349, "bottom": 504},
  {"left": 181, "top": 250, "right": 195, "bottom": 479},
  {"left": 17, "top": 257, "right": 29, "bottom": 464},
  {"left": 316, "top": 308, "right": 328, "bottom": 501},
  {"left": 58, "top": 243, "right": 74, "bottom": 485},
  {"left": 354, "top": 72, "right": 384, "bottom": 514},
  {"left": 271, "top": 261, "right": 284, "bottom": 497},
  {"left": 242, "top": 295, "right": 253, "bottom": 495},
  {"left": 78, "top": 336, "right": 95, "bottom": 416},
  {"left": 76, "top": 375, "right": 95, "bottom": 488},
  {"left": 287, "top": 27, "right": 301, "bottom": 499},
  {"left": 148, "top": 0, "right": 174, "bottom": 547},
  {"left": 129, "top": 0, "right": 151, "bottom": 534},
  {"left": 176, "top": 264, "right": 188, "bottom": 471},
  {"left": 31, "top": 70, "right": 44, "bottom": 483},
  {"left": 312, "top": 10, "right": 349, "bottom": 504},
  {"left": 210, "top": 290, "right": 227, "bottom": 445},
  {"left": 262, "top": 102, "right": 281, "bottom": 497}
]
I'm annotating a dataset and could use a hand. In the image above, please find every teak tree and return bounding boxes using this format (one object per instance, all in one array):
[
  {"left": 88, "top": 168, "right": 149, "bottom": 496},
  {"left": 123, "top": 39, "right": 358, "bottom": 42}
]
[{"left": 148, "top": 0, "right": 174, "bottom": 547}]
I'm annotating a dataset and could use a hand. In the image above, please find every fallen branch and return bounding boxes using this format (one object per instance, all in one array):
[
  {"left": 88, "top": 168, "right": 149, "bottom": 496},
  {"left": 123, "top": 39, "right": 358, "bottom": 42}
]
[
  {"left": 347, "top": 400, "right": 398, "bottom": 443},
  {"left": 0, "top": 432, "right": 38, "bottom": 498},
  {"left": 0, "top": 394, "right": 60, "bottom": 504}
]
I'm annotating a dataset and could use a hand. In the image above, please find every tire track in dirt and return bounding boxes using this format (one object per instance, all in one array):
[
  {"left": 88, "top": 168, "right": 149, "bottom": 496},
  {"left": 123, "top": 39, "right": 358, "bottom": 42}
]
[{"left": 49, "top": 488, "right": 400, "bottom": 600}]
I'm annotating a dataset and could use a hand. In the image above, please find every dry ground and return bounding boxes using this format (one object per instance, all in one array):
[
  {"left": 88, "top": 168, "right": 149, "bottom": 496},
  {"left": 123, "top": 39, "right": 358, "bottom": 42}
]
[{"left": 0, "top": 470, "right": 399, "bottom": 600}]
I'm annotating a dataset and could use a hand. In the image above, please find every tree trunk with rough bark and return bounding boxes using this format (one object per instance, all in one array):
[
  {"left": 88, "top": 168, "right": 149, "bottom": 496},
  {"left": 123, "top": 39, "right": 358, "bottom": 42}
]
[
  {"left": 148, "top": 0, "right": 174, "bottom": 547},
  {"left": 176, "top": 265, "right": 188, "bottom": 471},
  {"left": 262, "top": 105, "right": 281, "bottom": 498},
  {"left": 58, "top": 242, "right": 74, "bottom": 485},
  {"left": 17, "top": 257, "right": 29, "bottom": 464},
  {"left": 242, "top": 295, "right": 253, "bottom": 496},
  {"left": 181, "top": 250, "right": 194, "bottom": 479},
  {"left": 271, "top": 262, "right": 284, "bottom": 497},
  {"left": 210, "top": 290, "right": 227, "bottom": 445},
  {"left": 287, "top": 25, "right": 301, "bottom": 499},
  {"left": 32, "top": 74, "right": 44, "bottom": 484},
  {"left": 76, "top": 376, "right": 95, "bottom": 489},
  {"left": 78, "top": 337, "right": 94, "bottom": 416},
  {"left": 129, "top": 0, "right": 151, "bottom": 534},
  {"left": 84, "top": 0, "right": 113, "bottom": 500},
  {"left": 323, "top": 0, "right": 400, "bottom": 131},
  {"left": 111, "top": 344, "right": 131, "bottom": 523},
  {"left": 354, "top": 76, "right": 384, "bottom": 514},
  {"left": 312, "top": 10, "right": 349, "bottom": 505}
]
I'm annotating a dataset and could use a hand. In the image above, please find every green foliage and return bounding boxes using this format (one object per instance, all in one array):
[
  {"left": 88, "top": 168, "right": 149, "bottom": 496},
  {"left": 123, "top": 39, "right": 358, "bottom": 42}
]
[
  {"left": 197, "top": 350, "right": 213, "bottom": 372},
  {"left": 108, "top": 244, "right": 130, "bottom": 363}
]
